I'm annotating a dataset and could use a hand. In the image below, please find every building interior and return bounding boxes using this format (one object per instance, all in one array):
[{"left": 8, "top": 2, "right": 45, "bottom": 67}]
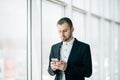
[{"left": 0, "top": 0, "right": 120, "bottom": 80}]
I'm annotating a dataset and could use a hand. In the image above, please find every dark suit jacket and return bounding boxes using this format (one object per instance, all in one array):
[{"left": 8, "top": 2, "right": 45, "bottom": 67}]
[{"left": 48, "top": 38, "right": 92, "bottom": 80}]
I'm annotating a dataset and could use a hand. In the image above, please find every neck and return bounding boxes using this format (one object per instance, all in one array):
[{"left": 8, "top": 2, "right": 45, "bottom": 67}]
[{"left": 64, "top": 36, "right": 73, "bottom": 42}]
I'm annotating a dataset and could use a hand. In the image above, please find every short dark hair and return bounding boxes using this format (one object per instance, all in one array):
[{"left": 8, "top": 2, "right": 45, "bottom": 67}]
[{"left": 57, "top": 17, "right": 73, "bottom": 28}]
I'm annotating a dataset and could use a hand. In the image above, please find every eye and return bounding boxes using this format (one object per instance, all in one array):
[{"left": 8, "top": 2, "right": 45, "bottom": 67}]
[
  {"left": 63, "top": 30, "right": 67, "bottom": 32},
  {"left": 58, "top": 30, "right": 61, "bottom": 33}
]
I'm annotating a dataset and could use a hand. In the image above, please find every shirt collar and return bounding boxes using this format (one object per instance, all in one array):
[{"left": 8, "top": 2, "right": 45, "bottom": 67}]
[{"left": 63, "top": 37, "right": 74, "bottom": 45}]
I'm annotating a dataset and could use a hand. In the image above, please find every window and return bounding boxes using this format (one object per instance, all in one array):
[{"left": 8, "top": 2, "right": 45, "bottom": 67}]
[
  {"left": 104, "top": 20, "right": 111, "bottom": 80},
  {"left": 72, "top": 10, "right": 86, "bottom": 41},
  {"left": 91, "top": 0, "right": 100, "bottom": 15},
  {"left": 104, "top": 0, "right": 110, "bottom": 18},
  {"left": 90, "top": 16, "right": 100, "bottom": 80},
  {"left": 0, "top": 0, "right": 27, "bottom": 80},
  {"left": 0, "top": 0, "right": 120, "bottom": 80},
  {"left": 72, "top": 0, "right": 85, "bottom": 9},
  {"left": 42, "top": 1, "right": 64, "bottom": 80}
]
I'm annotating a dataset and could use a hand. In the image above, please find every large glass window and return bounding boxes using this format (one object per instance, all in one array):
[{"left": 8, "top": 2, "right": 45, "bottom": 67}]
[
  {"left": 119, "top": 0, "right": 120, "bottom": 21},
  {"left": 110, "top": 23, "right": 119, "bottom": 80},
  {"left": 104, "top": 0, "right": 110, "bottom": 18},
  {"left": 111, "top": 0, "right": 119, "bottom": 21},
  {"left": 113, "top": 24, "right": 118, "bottom": 80},
  {"left": 104, "top": 20, "right": 111, "bottom": 80},
  {"left": 0, "top": 0, "right": 27, "bottom": 80},
  {"left": 90, "top": 16, "right": 100, "bottom": 80},
  {"left": 72, "top": 11, "right": 86, "bottom": 41},
  {"left": 118, "top": 24, "right": 120, "bottom": 80},
  {"left": 72, "top": 0, "right": 85, "bottom": 9},
  {"left": 42, "top": 1, "right": 64, "bottom": 80},
  {"left": 91, "top": 0, "right": 100, "bottom": 14},
  {"left": 0, "top": 0, "right": 120, "bottom": 80}
]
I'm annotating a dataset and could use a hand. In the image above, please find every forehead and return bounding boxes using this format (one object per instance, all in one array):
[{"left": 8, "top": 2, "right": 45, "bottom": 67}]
[{"left": 57, "top": 23, "right": 70, "bottom": 30}]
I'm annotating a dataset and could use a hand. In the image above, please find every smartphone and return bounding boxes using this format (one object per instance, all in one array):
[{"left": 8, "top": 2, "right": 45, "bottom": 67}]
[{"left": 51, "top": 58, "right": 59, "bottom": 62}]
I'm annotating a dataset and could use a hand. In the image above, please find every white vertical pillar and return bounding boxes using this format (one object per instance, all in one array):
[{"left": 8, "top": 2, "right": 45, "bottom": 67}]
[
  {"left": 119, "top": 0, "right": 120, "bottom": 21},
  {"left": 27, "top": 0, "right": 32, "bottom": 80},
  {"left": 114, "top": 24, "right": 118, "bottom": 80},
  {"left": 118, "top": 25, "right": 120, "bottom": 80},
  {"left": 32, "top": 0, "right": 42, "bottom": 80},
  {"left": 99, "top": 18, "right": 105, "bottom": 80}
]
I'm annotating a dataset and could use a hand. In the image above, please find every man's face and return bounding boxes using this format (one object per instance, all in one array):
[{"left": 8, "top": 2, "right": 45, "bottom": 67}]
[{"left": 57, "top": 23, "right": 74, "bottom": 42}]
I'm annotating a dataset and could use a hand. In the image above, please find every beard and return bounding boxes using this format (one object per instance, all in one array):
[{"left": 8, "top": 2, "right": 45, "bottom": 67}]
[{"left": 61, "top": 35, "right": 72, "bottom": 42}]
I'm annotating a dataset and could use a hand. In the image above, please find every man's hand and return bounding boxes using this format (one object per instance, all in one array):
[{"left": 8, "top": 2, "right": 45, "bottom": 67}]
[
  {"left": 57, "top": 60, "right": 67, "bottom": 71},
  {"left": 50, "top": 61, "right": 59, "bottom": 71},
  {"left": 50, "top": 60, "right": 67, "bottom": 71}
]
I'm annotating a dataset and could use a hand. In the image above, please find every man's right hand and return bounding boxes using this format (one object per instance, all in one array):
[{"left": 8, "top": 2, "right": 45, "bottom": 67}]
[{"left": 50, "top": 61, "right": 59, "bottom": 71}]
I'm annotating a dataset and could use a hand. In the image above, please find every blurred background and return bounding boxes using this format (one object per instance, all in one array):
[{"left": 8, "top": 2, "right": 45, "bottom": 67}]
[{"left": 0, "top": 0, "right": 120, "bottom": 80}]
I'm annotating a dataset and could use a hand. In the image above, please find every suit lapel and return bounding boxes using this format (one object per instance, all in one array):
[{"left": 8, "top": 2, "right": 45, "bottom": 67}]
[
  {"left": 56, "top": 42, "right": 63, "bottom": 61},
  {"left": 67, "top": 39, "right": 79, "bottom": 63}
]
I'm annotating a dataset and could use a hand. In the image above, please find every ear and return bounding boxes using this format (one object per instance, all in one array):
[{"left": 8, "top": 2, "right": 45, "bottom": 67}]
[{"left": 71, "top": 27, "right": 74, "bottom": 32}]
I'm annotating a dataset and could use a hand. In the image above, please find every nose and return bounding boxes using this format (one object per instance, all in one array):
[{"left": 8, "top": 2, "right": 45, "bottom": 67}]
[{"left": 60, "top": 32, "right": 64, "bottom": 37}]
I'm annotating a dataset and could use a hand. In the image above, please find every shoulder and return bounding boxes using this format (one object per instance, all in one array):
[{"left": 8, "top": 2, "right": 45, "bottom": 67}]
[
  {"left": 74, "top": 38, "right": 90, "bottom": 47},
  {"left": 51, "top": 42, "right": 62, "bottom": 49},
  {"left": 52, "top": 42, "right": 61, "bottom": 46}
]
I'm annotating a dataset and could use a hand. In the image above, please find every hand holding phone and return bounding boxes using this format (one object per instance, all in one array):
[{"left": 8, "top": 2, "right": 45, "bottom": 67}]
[{"left": 51, "top": 58, "right": 59, "bottom": 71}]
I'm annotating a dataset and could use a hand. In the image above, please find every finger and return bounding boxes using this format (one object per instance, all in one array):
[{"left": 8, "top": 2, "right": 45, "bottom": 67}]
[
  {"left": 60, "top": 60, "right": 65, "bottom": 62},
  {"left": 51, "top": 61, "right": 56, "bottom": 64},
  {"left": 60, "top": 60, "right": 66, "bottom": 64}
]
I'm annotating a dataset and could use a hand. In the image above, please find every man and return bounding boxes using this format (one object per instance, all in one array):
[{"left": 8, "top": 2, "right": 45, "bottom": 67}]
[{"left": 48, "top": 17, "right": 92, "bottom": 80}]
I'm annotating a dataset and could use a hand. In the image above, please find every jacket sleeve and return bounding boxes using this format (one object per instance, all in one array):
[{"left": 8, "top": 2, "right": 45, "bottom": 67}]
[
  {"left": 48, "top": 46, "right": 55, "bottom": 76},
  {"left": 64, "top": 45, "right": 92, "bottom": 77}
]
